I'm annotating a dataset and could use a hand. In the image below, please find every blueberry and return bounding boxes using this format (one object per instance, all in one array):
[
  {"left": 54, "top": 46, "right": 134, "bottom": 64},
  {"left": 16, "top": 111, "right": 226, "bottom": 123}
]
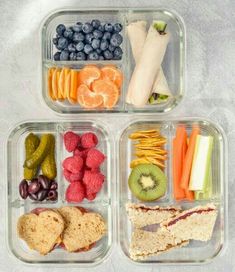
[
  {"left": 103, "top": 50, "right": 113, "bottom": 60},
  {"left": 96, "top": 48, "right": 102, "bottom": 55},
  {"left": 57, "top": 37, "right": 68, "bottom": 50},
  {"left": 103, "top": 32, "right": 111, "bottom": 40},
  {"left": 91, "top": 38, "right": 100, "bottom": 50},
  {"left": 113, "top": 46, "right": 123, "bottom": 59},
  {"left": 85, "top": 33, "right": 94, "bottom": 44},
  {"left": 113, "top": 23, "right": 123, "bottom": 33},
  {"left": 56, "top": 33, "right": 62, "bottom": 38},
  {"left": 98, "top": 24, "right": 105, "bottom": 32},
  {"left": 84, "top": 44, "right": 93, "bottom": 55},
  {"left": 69, "top": 52, "right": 77, "bottom": 60},
  {"left": 108, "top": 44, "right": 115, "bottom": 52},
  {"left": 110, "top": 33, "right": 123, "bottom": 47},
  {"left": 91, "top": 19, "right": 101, "bottom": 29},
  {"left": 76, "top": 52, "right": 86, "bottom": 60},
  {"left": 99, "top": 55, "right": 104, "bottom": 60},
  {"left": 88, "top": 51, "right": 99, "bottom": 60},
  {"left": 52, "top": 37, "right": 58, "bottom": 45},
  {"left": 56, "top": 24, "right": 66, "bottom": 36},
  {"left": 104, "top": 23, "right": 113, "bottom": 32},
  {"left": 76, "top": 41, "right": 85, "bottom": 51},
  {"left": 82, "top": 22, "right": 93, "bottom": 34},
  {"left": 93, "top": 29, "right": 103, "bottom": 39},
  {"left": 68, "top": 43, "right": 76, "bottom": 52},
  {"left": 100, "top": 39, "right": 109, "bottom": 51},
  {"left": 53, "top": 52, "right": 61, "bottom": 61},
  {"left": 60, "top": 50, "right": 69, "bottom": 61},
  {"left": 63, "top": 28, "right": 74, "bottom": 39},
  {"left": 73, "top": 32, "right": 85, "bottom": 42},
  {"left": 72, "top": 23, "right": 83, "bottom": 32}
]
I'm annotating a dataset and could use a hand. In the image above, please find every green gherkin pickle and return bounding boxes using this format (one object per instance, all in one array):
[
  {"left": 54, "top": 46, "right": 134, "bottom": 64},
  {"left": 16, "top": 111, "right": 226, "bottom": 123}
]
[
  {"left": 24, "top": 133, "right": 40, "bottom": 179},
  {"left": 41, "top": 135, "right": 57, "bottom": 179},
  {"left": 24, "top": 134, "right": 53, "bottom": 169}
]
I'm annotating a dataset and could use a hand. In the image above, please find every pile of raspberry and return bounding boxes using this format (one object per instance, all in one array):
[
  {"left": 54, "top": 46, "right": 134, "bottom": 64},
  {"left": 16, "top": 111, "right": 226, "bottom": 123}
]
[{"left": 63, "top": 131, "right": 106, "bottom": 202}]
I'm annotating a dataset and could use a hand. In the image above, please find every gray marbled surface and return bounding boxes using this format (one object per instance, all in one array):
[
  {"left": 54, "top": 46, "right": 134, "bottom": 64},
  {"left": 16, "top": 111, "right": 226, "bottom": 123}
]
[{"left": 0, "top": 0, "right": 235, "bottom": 271}]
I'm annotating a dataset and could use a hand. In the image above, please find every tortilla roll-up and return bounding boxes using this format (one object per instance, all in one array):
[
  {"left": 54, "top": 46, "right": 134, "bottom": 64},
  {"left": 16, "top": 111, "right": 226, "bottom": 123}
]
[{"left": 126, "top": 25, "right": 170, "bottom": 106}]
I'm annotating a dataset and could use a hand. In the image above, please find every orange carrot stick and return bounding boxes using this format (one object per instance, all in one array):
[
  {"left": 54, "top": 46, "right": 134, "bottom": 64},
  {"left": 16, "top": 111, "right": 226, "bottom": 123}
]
[{"left": 180, "top": 126, "right": 200, "bottom": 189}]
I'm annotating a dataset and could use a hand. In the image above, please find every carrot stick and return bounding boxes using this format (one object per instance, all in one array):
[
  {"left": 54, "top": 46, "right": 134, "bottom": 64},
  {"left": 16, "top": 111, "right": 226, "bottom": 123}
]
[
  {"left": 180, "top": 126, "right": 200, "bottom": 189},
  {"left": 173, "top": 127, "right": 187, "bottom": 200}
]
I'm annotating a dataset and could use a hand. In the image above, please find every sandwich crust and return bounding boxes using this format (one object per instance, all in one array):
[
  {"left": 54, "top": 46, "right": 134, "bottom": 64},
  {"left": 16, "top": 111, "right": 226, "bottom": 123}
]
[
  {"left": 126, "top": 202, "right": 181, "bottom": 228},
  {"left": 58, "top": 206, "right": 106, "bottom": 252},
  {"left": 17, "top": 210, "right": 64, "bottom": 255}
]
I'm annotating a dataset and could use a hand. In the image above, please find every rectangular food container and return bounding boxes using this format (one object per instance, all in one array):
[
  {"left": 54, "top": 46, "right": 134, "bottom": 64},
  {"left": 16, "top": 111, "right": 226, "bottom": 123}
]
[
  {"left": 7, "top": 120, "right": 113, "bottom": 265},
  {"left": 118, "top": 118, "right": 227, "bottom": 264},
  {"left": 41, "top": 8, "right": 185, "bottom": 114}
]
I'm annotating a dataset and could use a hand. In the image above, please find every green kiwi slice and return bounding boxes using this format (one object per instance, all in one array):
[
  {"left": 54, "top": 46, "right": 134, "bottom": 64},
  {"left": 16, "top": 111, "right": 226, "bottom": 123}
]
[{"left": 128, "top": 164, "right": 167, "bottom": 201}]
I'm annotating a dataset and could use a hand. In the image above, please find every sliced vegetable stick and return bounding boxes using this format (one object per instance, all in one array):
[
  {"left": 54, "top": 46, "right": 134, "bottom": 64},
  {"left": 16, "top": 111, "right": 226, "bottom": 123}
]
[
  {"left": 180, "top": 127, "right": 200, "bottom": 190},
  {"left": 47, "top": 67, "right": 56, "bottom": 100}
]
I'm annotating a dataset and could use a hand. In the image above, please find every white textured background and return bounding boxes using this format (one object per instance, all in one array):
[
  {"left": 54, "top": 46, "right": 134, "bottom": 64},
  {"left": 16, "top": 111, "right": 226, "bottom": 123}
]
[{"left": 0, "top": 0, "right": 235, "bottom": 271}]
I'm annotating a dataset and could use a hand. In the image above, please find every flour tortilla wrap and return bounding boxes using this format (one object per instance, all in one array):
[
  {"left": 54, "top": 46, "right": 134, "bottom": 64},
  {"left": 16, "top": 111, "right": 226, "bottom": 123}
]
[{"left": 127, "top": 25, "right": 170, "bottom": 106}]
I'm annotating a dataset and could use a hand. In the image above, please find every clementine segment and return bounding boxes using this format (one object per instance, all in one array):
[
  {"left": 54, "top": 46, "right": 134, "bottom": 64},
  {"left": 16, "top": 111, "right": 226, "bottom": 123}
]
[
  {"left": 79, "top": 65, "right": 101, "bottom": 88},
  {"left": 77, "top": 84, "right": 103, "bottom": 108},
  {"left": 100, "top": 66, "right": 123, "bottom": 89}
]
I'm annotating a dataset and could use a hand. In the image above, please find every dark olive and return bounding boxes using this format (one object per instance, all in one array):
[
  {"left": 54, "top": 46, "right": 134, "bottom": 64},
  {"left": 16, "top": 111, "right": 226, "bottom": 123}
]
[
  {"left": 47, "top": 190, "right": 58, "bottom": 201},
  {"left": 19, "top": 179, "right": 28, "bottom": 199},
  {"left": 37, "top": 189, "right": 48, "bottom": 201},
  {"left": 29, "top": 193, "right": 38, "bottom": 201},
  {"left": 50, "top": 180, "right": 58, "bottom": 190},
  {"left": 38, "top": 175, "right": 50, "bottom": 190},
  {"left": 28, "top": 180, "right": 41, "bottom": 194}
]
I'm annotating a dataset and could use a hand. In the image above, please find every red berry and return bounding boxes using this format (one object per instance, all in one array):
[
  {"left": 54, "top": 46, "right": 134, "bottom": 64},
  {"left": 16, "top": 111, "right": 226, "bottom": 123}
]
[
  {"left": 83, "top": 170, "right": 105, "bottom": 194},
  {"left": 86, "top": 148, "right": 105, "bottom": 168},
  {"left": 62, "top": 156, "right": 83, "bottom": 174},
  {"left": 81, "top": 132, "right": 98, "bottom": 149},
  {"left": 63, "top": 168, "right": 72, "bottom": 182},
  {"left": 86, "top": 193, "right": 97, "bottom": 201},
  {"left": 65, "top": 182, "right": 85, "bottom": 203},
  {"left": 64, "top": 131, "right": 80, "bottom": 152}
]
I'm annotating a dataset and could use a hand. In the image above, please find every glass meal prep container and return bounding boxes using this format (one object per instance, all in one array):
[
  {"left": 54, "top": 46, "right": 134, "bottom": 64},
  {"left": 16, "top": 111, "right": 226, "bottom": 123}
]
[
  {"left": 7, "top": 120, "right": 113, "bottom": 265},
  {"left": 118, "top": 118, "right": 227, "bottom": 264},
  {"left": 41, "top": 8, "right": 185, "bottom": 114}
]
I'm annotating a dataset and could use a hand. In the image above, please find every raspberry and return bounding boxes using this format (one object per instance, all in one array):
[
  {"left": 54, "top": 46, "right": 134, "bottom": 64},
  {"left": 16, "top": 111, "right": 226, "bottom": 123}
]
[
  {"left": 65, "top": 182, "right": 85, "bottom": 202},
  {"left": 74, "top": 148, "right": 90, "bottom": 159},
  {"left": 83, "top": 170, "right": 104, "bottom": 194},
  {"left": 86, "top": 193, "right": 97, "bottom": 201},
  {"left": 86, "top": 149, "right": 105, "bottom": 168},
  {"left": 70, "top": 171, "right": 84, "bottom": 182},
  {"left": 73, "top": 148, "right": 83, "bottom": 157},
  {"left": 63, "top": 168, "right": 72, "bottom": 182},
  {"left": 62, "top": 155, "right": 83, "bottom": 174},
  {"left": 64, "top": 131, "right": 80, "bottom": 152},
  {"left": 81, "top": 132, "right": 98, "bottom": 149}
]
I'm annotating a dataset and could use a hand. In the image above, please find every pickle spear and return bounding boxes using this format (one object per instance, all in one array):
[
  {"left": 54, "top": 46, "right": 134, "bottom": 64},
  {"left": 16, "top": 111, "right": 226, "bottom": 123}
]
[
  {"left": 24, "top": 133, "right": 40, "bottom": 179},
  {"left": 24, "top": 134, "right": 53, "bottom": 169},
  {"left": 41, "top": 135, "right": 57, "bottom": 179}
]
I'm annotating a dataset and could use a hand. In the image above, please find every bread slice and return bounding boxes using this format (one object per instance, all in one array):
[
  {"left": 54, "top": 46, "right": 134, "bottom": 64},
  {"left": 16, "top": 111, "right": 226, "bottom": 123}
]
[
  {"left": 58, "top": 206, "right": 106, "bottom": 252},
  {"left": 161, "top": 203, "right": 218, "bottom": 241},
  {"left": 17, "top": 209, "right": 64, "bottom": 255},
  {"left": 126, "top": 203, "right": 181, "bottom": 228},
  {"left": 130, "top": 228, "right": 189, "bottom": 260}
]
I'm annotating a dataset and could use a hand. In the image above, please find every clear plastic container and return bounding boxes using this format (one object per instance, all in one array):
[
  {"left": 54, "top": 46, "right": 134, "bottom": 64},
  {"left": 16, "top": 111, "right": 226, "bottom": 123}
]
[
  {"left": 7, "top": 120, "right": 114, "bottom": 265},
  {"left": 41, "top": 8, "right": 185, "bottom": 113},
  {"left": 118, "top": 118, "right": 227, "bottom": 264}
]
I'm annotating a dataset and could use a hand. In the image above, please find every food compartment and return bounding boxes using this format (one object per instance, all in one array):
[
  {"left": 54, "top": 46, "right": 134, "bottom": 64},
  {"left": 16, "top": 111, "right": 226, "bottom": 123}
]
[
  {"left": 7, "top": 121, "right": 113, "bottom": 264},
  {"left": 118, "top": 119, "right": 226, "bottom": 263}
]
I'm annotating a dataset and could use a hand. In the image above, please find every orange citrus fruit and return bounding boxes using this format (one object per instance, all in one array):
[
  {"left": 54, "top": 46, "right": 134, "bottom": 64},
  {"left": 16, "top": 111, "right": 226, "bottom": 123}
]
[
  {"left": 100, "top": 66, "right": 123, "bottom": 89},
  {"left": 92, "top": 79, "right": 119, "bottom": 109},
  {"left": 77, "top": 84, "right": 103, "bottom": 108},
  {"left": 79, "top": 65, "right": 101, "bottom": 88}
]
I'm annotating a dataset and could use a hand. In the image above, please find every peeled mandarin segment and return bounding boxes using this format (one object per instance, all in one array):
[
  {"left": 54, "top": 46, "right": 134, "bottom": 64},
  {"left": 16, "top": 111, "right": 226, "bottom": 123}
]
[
  {"left": 65, "top": 71, "right": 71, "bottom": 102},
  {"left": 79, "top": 65, "right": 101, "bottom": 88},
  {"left": 92, "top": 79, "right": 119, "bottom": 109},
  {"left": 47, "top": 67, "right": 56, "bottom": 100},
  {"left": 100, "top": 66, "right": 123, "bottom": 89},
  {"left": 52, "top": 68, "right": 59, "bottom": 100},
  {"left": 70, "top": 69, "right": 78, "bottom": 103},
  {"left": 77, "top": 84, "right": 103, "bottom": 108}
]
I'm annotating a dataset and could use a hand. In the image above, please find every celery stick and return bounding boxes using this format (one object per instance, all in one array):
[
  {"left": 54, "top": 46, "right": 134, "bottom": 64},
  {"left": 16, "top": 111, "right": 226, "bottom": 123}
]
[
  {"left": 189, "top": 135, "right": 213, "bottom": 191},
  {"left": 195, "top": 164, "right": 213, "bottom": 200}
]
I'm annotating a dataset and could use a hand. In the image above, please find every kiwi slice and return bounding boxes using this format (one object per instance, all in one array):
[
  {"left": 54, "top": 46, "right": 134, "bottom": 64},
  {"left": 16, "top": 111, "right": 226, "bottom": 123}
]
[{"left": 128, "top": 164, "right": 167, "bottom": 201}]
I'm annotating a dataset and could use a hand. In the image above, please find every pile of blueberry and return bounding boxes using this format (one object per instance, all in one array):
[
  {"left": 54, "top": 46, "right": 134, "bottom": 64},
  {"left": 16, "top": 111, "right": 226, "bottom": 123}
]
[{"left": 53, "top": 20, "right": 123, "bottom": 61}]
